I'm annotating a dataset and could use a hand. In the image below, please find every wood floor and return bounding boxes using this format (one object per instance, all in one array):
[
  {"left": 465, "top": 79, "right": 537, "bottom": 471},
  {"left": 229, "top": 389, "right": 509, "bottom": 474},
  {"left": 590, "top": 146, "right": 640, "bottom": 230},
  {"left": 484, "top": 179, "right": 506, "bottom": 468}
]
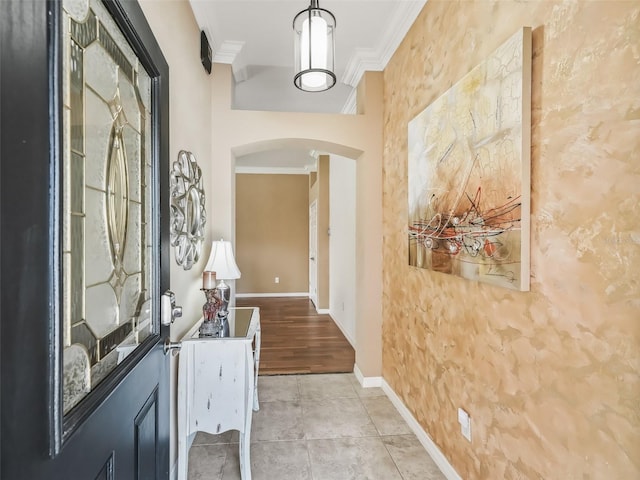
[{"left": 236, "top": 296, "right": 355, "bottom": 375}]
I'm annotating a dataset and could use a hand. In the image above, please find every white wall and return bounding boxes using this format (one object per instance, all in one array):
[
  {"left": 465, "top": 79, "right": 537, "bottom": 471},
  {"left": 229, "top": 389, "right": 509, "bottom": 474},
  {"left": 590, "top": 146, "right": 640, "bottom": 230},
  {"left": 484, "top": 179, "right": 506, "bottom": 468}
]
[{"left": 329, "top": 155, "right": 356, "bottom": 345}]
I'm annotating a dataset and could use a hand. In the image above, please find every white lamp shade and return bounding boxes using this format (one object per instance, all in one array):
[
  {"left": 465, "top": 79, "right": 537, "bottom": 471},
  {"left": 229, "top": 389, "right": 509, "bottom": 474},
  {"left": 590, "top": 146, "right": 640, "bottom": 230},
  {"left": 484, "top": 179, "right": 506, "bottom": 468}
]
[
  {"left": 300, "top": 15, "right": 328, "bottom": 88},
  {"left": 204, "top": 240, "right": 241, "bottom": 280}
]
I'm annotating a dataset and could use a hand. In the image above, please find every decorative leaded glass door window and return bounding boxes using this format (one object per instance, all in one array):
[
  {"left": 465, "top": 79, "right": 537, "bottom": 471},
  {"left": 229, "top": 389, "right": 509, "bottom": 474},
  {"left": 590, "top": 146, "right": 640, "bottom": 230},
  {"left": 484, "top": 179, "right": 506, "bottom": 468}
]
[{"left": 62, "top": 0, "right": 156, "bottom": 414}]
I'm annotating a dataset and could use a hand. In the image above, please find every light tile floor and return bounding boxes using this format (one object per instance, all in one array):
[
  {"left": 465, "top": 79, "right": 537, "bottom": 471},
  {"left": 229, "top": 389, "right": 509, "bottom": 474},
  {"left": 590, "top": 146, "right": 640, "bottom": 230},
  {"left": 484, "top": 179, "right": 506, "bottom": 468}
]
[{"left": 187, "top": 373, "right": 447, "bottom": 480}]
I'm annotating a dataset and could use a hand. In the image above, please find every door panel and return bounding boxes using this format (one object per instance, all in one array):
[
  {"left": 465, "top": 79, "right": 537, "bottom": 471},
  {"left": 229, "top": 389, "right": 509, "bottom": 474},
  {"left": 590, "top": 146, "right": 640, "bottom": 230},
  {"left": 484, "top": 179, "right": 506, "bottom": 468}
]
[
  {"left": 95, "top": 454, "right": 116, "bottom": 480},
  {"left": 0, "top": 0, "right": 170, "bottom": 478},
  {"left": 135, "top": 387, "right": 159, "bottom": 480}
]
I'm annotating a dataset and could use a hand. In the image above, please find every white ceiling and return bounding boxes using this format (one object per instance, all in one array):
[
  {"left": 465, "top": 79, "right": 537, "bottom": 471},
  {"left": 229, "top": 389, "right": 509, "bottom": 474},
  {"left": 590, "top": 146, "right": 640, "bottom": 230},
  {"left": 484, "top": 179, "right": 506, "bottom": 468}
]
[{"left": 188, "top": 0, "right": 426, "bottom": 170}]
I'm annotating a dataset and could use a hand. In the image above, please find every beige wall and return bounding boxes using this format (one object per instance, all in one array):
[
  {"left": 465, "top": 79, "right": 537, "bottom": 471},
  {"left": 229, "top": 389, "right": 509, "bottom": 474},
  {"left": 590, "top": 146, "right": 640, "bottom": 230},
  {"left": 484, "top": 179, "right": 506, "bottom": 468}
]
[
  {"left": 236, "top": 174, "right": 309, "bottom": 294},
  {"left": 382, "top": 1, "right": 640, "bottom": 479},
  {"left": 354, "top": 72, "right": 385, "bottom": 376},
  {"left": 139, "top": 0, "right": 215, "bottom": 340},
  {"left": 139, "top": 0, "right": 215, "bottom": 469}
]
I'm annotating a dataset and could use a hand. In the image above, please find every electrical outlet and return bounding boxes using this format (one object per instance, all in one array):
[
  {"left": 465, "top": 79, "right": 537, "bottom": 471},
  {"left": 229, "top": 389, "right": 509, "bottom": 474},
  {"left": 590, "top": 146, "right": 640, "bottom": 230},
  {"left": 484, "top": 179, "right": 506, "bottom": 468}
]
[
  {"left": 274, "top": 277, "right": 280, "bottom": 284},
  {"left": 458, "top": 408, "right": 472, "bottom": 442}
]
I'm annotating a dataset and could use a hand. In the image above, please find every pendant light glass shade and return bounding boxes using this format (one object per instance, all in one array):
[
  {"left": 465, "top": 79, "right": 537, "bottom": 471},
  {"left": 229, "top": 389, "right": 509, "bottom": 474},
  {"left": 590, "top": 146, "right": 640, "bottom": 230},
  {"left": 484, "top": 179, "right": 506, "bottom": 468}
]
[{"left": 293, "top": 0, "right": 336, "bottom": 92}]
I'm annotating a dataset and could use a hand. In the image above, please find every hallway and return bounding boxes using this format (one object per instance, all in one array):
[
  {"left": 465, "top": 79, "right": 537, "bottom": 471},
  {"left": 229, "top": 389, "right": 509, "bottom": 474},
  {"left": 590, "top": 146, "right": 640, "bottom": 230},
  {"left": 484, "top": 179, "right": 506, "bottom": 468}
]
[
  {"left": 187, "top": 373, "right": 446, "bottom": 480},
  {"left": 236, "top": 296, "right": 355, "bottom": 375},
  {"left": 184, "top": 298, "right": 446, "bottom": 479}
]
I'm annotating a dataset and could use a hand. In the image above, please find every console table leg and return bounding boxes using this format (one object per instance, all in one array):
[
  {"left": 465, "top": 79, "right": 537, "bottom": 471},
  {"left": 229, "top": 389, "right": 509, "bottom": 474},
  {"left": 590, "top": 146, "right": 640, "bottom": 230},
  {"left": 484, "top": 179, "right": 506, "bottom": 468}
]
[
  {"left": 239, "top": 430, "right": 252, "bottom": 480},
  {"left": 253, "top": 326, "right": 261, "bottom": 411}
]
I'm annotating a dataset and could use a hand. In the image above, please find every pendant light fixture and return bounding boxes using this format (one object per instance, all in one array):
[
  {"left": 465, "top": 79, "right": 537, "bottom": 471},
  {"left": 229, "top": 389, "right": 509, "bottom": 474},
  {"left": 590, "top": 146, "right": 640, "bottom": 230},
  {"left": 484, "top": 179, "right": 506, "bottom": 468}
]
[{"left": 293, "top": 0, "right": 336, "bottom": 92}]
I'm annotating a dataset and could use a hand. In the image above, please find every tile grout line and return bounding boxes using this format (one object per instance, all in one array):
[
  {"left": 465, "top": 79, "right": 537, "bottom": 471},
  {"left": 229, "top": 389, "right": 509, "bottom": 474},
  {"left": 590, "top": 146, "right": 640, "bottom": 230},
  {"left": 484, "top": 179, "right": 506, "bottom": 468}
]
[
  {"left": 219, "top": 443, "right": 229, "bottom": 480},
  {"left": 357, "top": 386, "right": 407, "bottom": 479},
  {"left": 297, "top": 375, "right": 318, "bottom": 480},
  {"left": 380, "top": 434, "right": 408, "bottom": 480}
]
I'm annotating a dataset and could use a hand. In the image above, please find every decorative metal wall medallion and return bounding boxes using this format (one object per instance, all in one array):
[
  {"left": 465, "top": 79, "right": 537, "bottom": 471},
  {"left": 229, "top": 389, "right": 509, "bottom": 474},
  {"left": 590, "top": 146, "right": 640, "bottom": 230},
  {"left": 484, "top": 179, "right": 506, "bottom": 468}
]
[{"left": 170, "top": 151, "right": 206, "bottom": 270}]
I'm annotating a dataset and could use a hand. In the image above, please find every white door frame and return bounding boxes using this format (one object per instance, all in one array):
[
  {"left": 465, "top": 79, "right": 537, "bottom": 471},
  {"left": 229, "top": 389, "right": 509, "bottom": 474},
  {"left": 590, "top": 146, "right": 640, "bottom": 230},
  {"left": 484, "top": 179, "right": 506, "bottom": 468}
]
[{"left": 309, "top": 200, "right": 318, "bottom": 307}]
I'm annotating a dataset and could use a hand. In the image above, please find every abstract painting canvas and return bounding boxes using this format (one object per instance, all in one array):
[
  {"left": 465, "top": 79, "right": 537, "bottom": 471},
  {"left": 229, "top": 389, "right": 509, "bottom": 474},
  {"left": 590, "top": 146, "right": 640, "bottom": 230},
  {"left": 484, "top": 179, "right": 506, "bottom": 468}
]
[{"left": 408, "top": 27, "right": 532, "bottom": 291}]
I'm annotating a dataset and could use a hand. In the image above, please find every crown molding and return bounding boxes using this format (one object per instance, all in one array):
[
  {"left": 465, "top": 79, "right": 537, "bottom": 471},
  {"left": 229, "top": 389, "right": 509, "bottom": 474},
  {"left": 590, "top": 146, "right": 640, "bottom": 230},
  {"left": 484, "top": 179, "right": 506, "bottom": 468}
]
[
  {"left": 341, "top": 88, "right": 357, "bottom": 115},
  {"left": 213, "top": 40, "right": 249, "bottom": 82},
  {"left": 342, "top": 0, "right": 426, "bottom": 88},
  {"left": 342, "top": 48, "right": 382, "bottom": 88},
  {"left": 213, "top": 40, "right": 244, "bottom": 64},
  {"left": 188, "top": 1, "right": 248, "bottom": 80}
]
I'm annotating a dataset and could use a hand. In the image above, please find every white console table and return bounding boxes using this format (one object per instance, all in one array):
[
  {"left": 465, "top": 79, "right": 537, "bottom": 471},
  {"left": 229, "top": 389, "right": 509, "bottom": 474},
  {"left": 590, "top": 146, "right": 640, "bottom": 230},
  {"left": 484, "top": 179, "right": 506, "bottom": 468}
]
[{"left": 177, "top": 307, "right": 261, "bottom": 480}]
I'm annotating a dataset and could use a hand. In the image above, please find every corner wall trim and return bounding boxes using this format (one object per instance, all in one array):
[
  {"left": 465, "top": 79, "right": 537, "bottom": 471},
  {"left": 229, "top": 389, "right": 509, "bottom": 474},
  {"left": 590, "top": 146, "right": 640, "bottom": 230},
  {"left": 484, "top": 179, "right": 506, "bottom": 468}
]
[
  {"left": 381, "top": 379, "right": 463, "bottom": 480},
  {"left": 341, "top": 0, "right": 427, "bottom": 87}
]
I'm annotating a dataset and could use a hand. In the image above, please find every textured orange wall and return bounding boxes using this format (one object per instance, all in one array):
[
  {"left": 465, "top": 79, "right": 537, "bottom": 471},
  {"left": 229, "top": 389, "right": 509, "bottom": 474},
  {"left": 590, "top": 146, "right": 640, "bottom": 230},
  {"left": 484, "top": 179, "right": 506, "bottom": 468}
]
[{"left": 382, "top": 1, "right": 640, "bottom": 479}]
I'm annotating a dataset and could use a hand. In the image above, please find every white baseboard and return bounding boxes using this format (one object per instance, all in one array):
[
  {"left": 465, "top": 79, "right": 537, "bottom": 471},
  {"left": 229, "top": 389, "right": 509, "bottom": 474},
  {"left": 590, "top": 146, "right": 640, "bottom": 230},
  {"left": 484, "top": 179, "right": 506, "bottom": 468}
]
[
  {"left": 236, "top": 292, "right": 309, "bottom": 298},
  {"left": 331, "top": 315, "right": 355, "bottom": 348},
  {"left": 316, "top": 308, "right": 330, "bottom": 314},
  {"left": 381, "top": 379, "right": 462, "bottom": 480},
  {"left": 353, "top": 364, "right": 382, "bottom": 388}
]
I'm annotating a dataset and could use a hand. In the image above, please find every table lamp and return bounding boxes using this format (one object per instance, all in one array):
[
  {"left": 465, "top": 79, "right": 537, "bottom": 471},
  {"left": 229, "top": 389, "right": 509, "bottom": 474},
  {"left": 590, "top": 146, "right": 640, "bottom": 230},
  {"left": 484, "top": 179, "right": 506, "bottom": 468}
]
[{"left": 204, "top": 239, "right": 241, "bottom": 319}]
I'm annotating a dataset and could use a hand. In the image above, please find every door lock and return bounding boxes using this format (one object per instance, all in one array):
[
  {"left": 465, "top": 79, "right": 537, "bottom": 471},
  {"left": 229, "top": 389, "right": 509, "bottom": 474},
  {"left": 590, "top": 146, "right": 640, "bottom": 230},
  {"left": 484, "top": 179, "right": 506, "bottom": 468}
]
[
  {"left": 161, "top": 290, "right": 183, "bottom": 326},
  {"left": 163, "top": 338, "right": 182, "bottom": 356}
]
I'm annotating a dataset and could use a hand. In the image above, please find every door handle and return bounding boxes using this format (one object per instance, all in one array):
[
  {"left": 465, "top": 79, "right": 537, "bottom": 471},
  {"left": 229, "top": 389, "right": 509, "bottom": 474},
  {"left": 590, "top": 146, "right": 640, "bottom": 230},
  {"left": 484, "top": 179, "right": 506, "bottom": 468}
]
[
  {"left": 163, "top": 338, "right": 182, "bottom": 356},
  {"left": 161, "top": 290, "right": 183, "bottom": 326}
]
